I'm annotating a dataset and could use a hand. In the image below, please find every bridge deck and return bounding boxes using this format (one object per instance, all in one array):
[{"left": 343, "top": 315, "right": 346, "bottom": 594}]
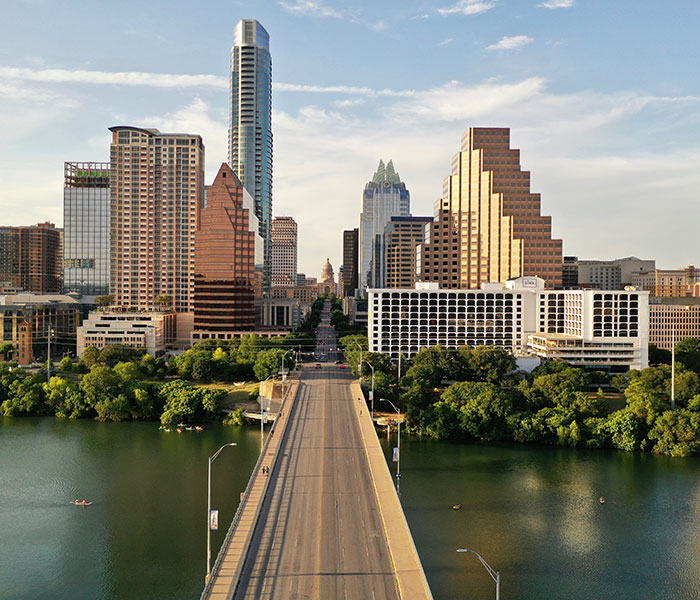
[{"left": 202, "top": 365, "right": 432, "bottom": 600}]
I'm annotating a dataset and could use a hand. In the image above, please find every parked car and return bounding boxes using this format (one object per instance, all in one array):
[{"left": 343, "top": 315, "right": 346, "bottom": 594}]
[{"left": 315, "top": 363, "right": 321, "bottom": 369}]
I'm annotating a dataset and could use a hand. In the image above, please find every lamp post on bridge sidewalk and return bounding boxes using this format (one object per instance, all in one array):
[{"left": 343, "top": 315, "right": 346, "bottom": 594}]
[
  {"left": 361, "top": 360, "right": 375, "bottom": 417},
  {"left": 456, "top": 548, "right": 500, "bottom": 600},
  {"left": 381, "top": 398, "right": 401, "bottom": 486},
  {"left": 280, "top": 349, "right": 293, "bottom": 399},
  {"left": 260, "top": 374, "right": 275, "bottom": 454},
  {"left": 206, "top": 442, "right": 237, "bottom": 581}
]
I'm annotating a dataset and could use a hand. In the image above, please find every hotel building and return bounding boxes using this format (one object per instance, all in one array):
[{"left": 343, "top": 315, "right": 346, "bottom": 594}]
[
  {"left": 368, "top": 277, "right": 648, "bottom": 372},
  {"left": 109, "top": 126, "right": 204, "bottom": 313},
  {"left": 418, "top": 127, "right": 562, "bottom": 289},
  {"left": 63, "top": 162, "right": 110, "bottom": 296}
]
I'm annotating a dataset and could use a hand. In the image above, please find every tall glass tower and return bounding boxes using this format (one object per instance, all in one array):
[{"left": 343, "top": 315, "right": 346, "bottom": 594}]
[
  {"left": 358, "top": 160, "right": 411, "bottom": 292},
  {"left": 229, "top": 19, "right": 273, "bottom": 291}
]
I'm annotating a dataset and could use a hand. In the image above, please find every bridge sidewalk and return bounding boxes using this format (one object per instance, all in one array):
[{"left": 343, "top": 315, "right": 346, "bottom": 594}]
[
  {"left": 202, "top": 380, "right": 300, "bottom": 600},
  {"left": 351, "top": 381, "right": 434, "bottom": 600}
]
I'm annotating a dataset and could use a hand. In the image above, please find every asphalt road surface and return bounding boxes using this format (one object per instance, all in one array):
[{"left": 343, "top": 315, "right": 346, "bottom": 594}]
[{"left": 232, "top": 362, "right": 400, "bottom": 600}]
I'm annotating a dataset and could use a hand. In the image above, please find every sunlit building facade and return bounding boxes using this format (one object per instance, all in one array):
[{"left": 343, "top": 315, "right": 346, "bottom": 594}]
[{"left": 63, "top": 162, "right": 110, "bottom": 296}]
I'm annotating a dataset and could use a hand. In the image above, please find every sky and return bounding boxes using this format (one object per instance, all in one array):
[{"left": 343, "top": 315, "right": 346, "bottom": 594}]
[{"left": 1, "top": 0, "right": 700, "bottom": 278}]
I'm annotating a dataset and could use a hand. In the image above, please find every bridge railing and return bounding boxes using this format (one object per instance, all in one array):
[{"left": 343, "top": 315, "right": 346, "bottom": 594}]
[{"left": 200, "top": 379, "right": 299, "bottom": 600}]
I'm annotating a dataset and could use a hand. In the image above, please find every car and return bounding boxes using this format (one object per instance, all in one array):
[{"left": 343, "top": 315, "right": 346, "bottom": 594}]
[
  {"left": 334, "top": 360, "right": 341, "bottom": 364},
  {"left": 315, "top": 363, "right": 321, "bottom": 369},
  {"left": 339, "top": 365, "right": 346, "bottom": 369}
]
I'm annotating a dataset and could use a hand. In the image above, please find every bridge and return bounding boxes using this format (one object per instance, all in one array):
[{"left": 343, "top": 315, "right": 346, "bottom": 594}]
[{"left": 201, "top": 309, "right": 433, "bottom": 599}]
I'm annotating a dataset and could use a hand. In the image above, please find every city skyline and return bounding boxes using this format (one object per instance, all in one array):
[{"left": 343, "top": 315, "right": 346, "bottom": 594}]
[{"left": 2, "top": 1, "right": 700, "bottom": 276}]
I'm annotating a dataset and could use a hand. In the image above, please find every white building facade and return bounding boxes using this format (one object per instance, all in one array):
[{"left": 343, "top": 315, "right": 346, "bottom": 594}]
[{"left": 368, "top": 277, "right": 648, "bottom": 372}]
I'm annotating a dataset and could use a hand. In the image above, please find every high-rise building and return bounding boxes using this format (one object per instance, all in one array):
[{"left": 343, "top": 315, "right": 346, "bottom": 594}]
[
  {"left": 271, "top": 216, "right": 297, "bottom": 287},
  {"left": 383, "top": 216, "right": 433, "bottom": 289},
  {"left": 359, "top": 160, "right": 410, "bottom": 291},
  {"left": 419, "top": 127, "right": 563, "bottom": 289},
  {"left": 192, "top": 164, "right": 258, "bottom": 338},
  {"left": 63, "top": 162, "right": 110, "bottom": 296},
  {"left": 575, "top": 256, "right": 655, "bottom": 290},
  {"left": 0, "top": 222, "right": 61, "bottom": 294},
  {"left": 631, "top": 266, "right": 700, "bottom": 297},
  {"left": 342, "top": 228, "right": 359, "bottom": 298},
  {"left": 109, "top": 126, "right": 204, "bottom": 312},
  {"left": 229, "top": 19, "right": 273, "bottom": 291}
]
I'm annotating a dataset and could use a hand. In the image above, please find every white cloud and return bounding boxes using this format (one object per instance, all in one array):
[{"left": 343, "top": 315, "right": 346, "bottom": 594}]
[
  {"left": 279, "top": 0, "right": 349, "bottom": 19},
  {"left": 438, "top": 38, "right": 454, "bottom": 46},
  {"left": 539, "top": 0, "right": 574, "bottom": 8},
  {"left": 486, "top": 35, "right": 534, "bottom": 51},
  {"left": 333, "top": 98, "right": 365, "bottom": 108},
  {"left": 438, "top": 0, "right": 496, "bottom": 16},
  {"left": 0, "top": 66, "right": 227, "bottom": 89}
]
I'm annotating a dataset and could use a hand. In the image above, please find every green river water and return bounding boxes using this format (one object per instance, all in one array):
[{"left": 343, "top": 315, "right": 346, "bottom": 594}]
[{"left": 0, "top": 417, "right": 698, "bottom": 599}]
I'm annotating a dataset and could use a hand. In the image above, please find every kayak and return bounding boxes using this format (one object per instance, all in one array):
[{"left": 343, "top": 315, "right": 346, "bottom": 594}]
[
  {"left": 452, "top": 504, "right": 462, "bottom": 510},
  {"left": 70, "top": 501, "right": 92, "bottom": 506}
]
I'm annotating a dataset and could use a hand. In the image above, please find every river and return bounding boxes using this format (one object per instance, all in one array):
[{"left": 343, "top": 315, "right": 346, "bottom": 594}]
[{"left": 1, "top": 417, "right": 698, "bottom": 599}]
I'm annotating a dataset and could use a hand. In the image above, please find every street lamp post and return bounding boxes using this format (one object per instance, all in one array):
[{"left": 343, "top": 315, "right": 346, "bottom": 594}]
[
  {"left": 46, "top": 328, "right": 55, "bottom": 383},
  {"left": 361, "top": 360, "right": 375, "bottom": 416},
  {"left": 456, "top": 548, "right": 500, "bottom": 600},
  {"left": 206, "top": 442, "right": 237, "bottom": 581},
  {"left": 382, "top": 398, "right": 401, "bottom": 482},
  {"left": 260, "top": 374, "right": 275, "bottom": 453},
  {"left": 349, "top": 340, "right": 363, "bottom": 376},
  {"left": 280, "top": 349, "right": 293, "bottom": 399}
]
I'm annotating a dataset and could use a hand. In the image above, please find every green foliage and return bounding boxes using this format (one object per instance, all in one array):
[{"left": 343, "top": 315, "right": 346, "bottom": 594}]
[
  {"left": 223, "top": 409, "right": 245, "bottom": 426},
  {"left": 648, "top": 344, "right": 671, "bottom": 365},
  {"left": 253, "top": 349, "right": 289, "bottom": 381},
  {"left": 82, "top": 346, "right": 100, "bottom": 368},
  {"left": 158, "top": 381, "right": 223, "bottom": 427},
  {"left": 59, "top": 356, "right": 74, "bottom": 372},
  {"left": 2, "top": 374, "right": 45, "bottom": 416},
  {"left": 647, "top": 409, "right": 700, "bottom": 457},
  {"left": 94, "top": 294, "right": 114, "bottom": 307}
]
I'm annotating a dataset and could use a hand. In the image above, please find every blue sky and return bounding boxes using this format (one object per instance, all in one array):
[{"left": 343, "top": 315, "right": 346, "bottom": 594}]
[{"left": 2, "top": 0, "right": 700, "bottom": 277}]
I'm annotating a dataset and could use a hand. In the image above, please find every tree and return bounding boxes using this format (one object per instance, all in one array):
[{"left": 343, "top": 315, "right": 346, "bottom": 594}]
[
  {"left": 2, "top": 374, "right": 45, "bottom": 416},
  {"left": 154, "top": 294, "right": 172, "bottom": 309},
  {"left": 647, "top": 409, "right": 700, "bottom": 457},
  {"left": 442, "top": 381, "right": 516, "bottom": 441},
  {"left": 529, "top": 367, "right": 589, "bottom": 409},
  {"left": 0, "top": 342, "right": 14, "bottom": 361},
  {"left": 80, "top": 366, "right": 122, "bottom": 411},
  {"left": 82, "top": 346, "right": 100, "bottom": 368},
  {"left": 463, "top": 346, "right": 517, "bottom": 384},
  {"left": 339, "top": 334, "right": 368, "bottom": 374},
  {"left": 98, "top": 344, "right": 145, "bottom": 368},
  {"left": 253, "top": 349, "right": 288, "bottom": 381},
  {"left": 648, "top": 344, "right": 671, "bottom": 365},
  {"left": 59, "top": 356, "right": 74, "bottom": 372},
  {"left": 624, "top": 378, "right": 670, "bottom": 425},
  {"left": 95, "top": 294, "right": 114, "bottom": 307}
]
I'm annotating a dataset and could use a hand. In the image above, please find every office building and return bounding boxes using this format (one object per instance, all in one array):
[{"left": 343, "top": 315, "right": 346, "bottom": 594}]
[
  {"left": 256, "top": 298, "right": 303, "bottom": 331},
  {"left": 359, "top": 160, "right": 410, "bottom": 292},
  {"left": 109, "top": 126, "right": 204, "bottom": 313},
  {"left": 0, "top": 222, "right": 62, "bottom": 294},
  {"left": 271, "top": 216, "right": 297, "bottom": 287},
  {"left": 418, "top": 127, "right": 562, "bottom": 289},
  {"left": 63, "top": 162, "right": 110, "bottom": 296},
  {"left": 229, "top": 19, "right": 273, "bottom": 290},
  {"left": 77, "top": 309, "right": 175, "bottom": 357},
  {"left": 384, "top": 216, "right": 432, "bottom": 289},
  {"left": 0, "top": 292, "right": 86, "bottom": 359},
  {"left": 575, "top": 256, "right": 655, "bottom": 290},
  {"left": 193, "top": 164, "right": 260, "bottom": 338},
  {"left": 562, "top": 256, "right": 579, "bottom": 289},
  {"left": 648, "top": 298, "right": 700, "bottom": 351},
  {"left": 631, "top": 266, "right": 700, "bottom": 297},
  {"left": 342, "top": 228, "right": 359, "bottom": 298},
  {"left": 368, "top": 277, "right": 648, "bottom": 372}
]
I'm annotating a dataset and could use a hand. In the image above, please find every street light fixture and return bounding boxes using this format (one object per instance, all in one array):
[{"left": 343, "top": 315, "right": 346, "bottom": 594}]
[
  {"left": 361, "top": 360, "right": 375, "bottom": 417},
  {"left": 349, "top": 340, "right": 363, "bottom": 375},
  {"left": 456, "top": 548, "right": 500, "bottom": 600},
  {"left": 280, "top": 349, "right": 293, "bottom": 399},
  {"left": 206, "top": 442, "right": 237, "bottom": 581},
  {"left": 381, "top": 398, "right": 401, "bottom": 484},
  {"left": 260, "top": 374, "right": 275, "bottom": 453}
]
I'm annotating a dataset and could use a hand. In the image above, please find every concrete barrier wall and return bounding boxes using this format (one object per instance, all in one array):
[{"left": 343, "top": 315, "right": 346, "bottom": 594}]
[{"left": 350, "top": 380, "right": 434, "bottom": 600}]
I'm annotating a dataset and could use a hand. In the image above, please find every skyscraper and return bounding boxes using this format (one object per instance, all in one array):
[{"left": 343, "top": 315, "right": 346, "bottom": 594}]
[
  {"left": 358, "top": 160, "right": 410, "bottom": 292},
  {"left": 383, "top": 216, "right": 433, "bottom": 289},
  {"left": 0, "top": 222, "right": 61, "bottom": 294},
  {"left": 419, "top": 127, "right": 562, "bottom": 289},
  {"left": 342, "top": 228, "right": 359, "bottom": 298},
  {"left": 229, "top": 19, "right": 273, "bottom": 291},
  {"left": 193, "top": 164, "right": 257, "bottom": 337},
  {"left": 271, "top": 216, "right": 297, "bottom": 287},
  {"left": 109, "top": 126, "right": 204, "bottom": 312},
  {"left": 63, "top": 162, "right": 110, "bottom": 296}
]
